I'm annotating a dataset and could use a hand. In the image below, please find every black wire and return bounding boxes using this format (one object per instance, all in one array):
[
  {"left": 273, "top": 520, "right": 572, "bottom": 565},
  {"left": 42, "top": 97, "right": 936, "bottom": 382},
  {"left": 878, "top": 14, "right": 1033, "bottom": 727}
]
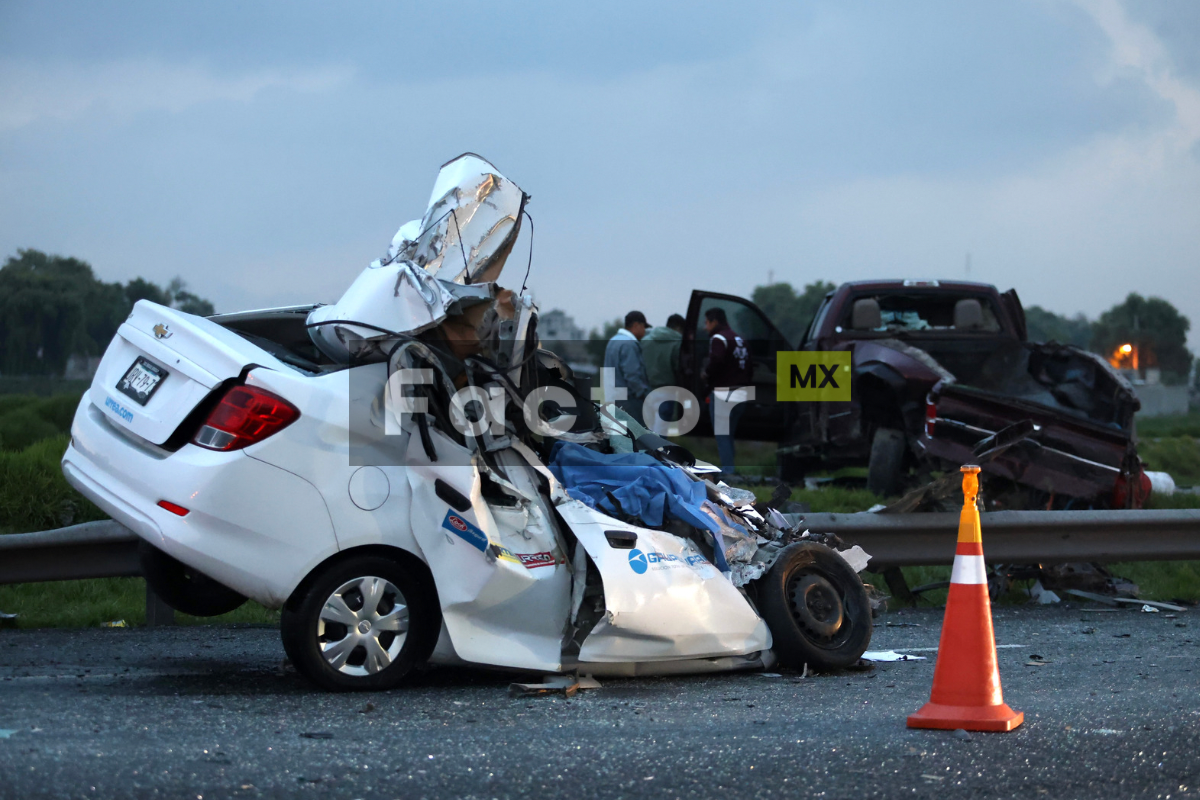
[
  {"left": 519, "top": 209, "right": 535, "bottom": 295},
  {"left": 449, "top": 208, "right": 471, "bottom": 282},
  {"left": 305, "top": 319, "right": 411, "bottom": 337}
]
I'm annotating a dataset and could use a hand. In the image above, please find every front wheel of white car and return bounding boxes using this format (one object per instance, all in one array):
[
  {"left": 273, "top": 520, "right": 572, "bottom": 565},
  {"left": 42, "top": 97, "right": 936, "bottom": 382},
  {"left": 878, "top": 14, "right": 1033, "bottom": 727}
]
[{"left": 281, "top": 555, "right": 440, "bottom": 692}]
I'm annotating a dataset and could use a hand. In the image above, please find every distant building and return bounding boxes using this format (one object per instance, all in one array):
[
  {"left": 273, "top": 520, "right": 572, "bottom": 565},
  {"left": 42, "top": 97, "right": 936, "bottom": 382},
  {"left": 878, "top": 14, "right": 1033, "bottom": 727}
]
[{"left": 538, "top": 309, "right": 590, "bottom": 365}]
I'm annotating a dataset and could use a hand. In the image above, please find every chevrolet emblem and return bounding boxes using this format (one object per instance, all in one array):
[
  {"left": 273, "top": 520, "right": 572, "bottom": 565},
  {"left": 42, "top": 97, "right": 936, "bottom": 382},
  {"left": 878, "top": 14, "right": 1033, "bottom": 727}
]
[{"left": 153, "top": 323, "right": 172, "bottom": 340}]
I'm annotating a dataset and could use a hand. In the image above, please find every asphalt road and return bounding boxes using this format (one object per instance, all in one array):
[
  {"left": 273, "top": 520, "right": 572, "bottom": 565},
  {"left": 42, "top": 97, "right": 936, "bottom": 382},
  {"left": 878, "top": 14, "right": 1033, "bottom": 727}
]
[{"left": 1, "top": 605, "right": 1197, "bottom": 799}]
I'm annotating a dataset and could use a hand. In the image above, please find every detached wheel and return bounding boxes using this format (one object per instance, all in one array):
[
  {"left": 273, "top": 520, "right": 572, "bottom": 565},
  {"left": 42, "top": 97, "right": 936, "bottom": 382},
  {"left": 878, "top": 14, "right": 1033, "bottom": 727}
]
[
  {"left": 281, "top": 555, "right": 440, "bottom": 692},
  {"left": 139, "top": 542, "right": 247, "bottom": 617},
  {"left": 867, "top": 427, "right": 906, "bottom": 497},
  {"left": 758, "top": 542, "right": 872, "bottom": 670}
]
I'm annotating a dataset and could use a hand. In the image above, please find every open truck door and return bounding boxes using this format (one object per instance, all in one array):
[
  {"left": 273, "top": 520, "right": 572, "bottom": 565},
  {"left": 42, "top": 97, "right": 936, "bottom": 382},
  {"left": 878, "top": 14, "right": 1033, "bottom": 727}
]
[{"left": 681, "top": 290, "right": 792, "bottom": 442}]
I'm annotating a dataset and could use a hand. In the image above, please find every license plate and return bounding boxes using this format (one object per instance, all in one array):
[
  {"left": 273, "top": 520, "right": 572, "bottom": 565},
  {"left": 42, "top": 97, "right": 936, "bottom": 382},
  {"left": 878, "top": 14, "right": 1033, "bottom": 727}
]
[{"left": 117, "top": 357, "right": 167, "bottom": 406}]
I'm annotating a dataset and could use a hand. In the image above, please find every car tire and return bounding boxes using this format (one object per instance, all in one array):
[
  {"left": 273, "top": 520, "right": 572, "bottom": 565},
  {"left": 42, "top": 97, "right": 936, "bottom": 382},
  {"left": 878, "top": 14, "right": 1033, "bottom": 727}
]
[
  {"left": 867, "top": 427, "right": 906, "bottom": 497},
  {"left": 138, "top": 542, "right": 247, "bottom": 617},
  {"left": 281, "top": 555, "right": 440, "bottom": 692},
  {"left": 757, "top": 542, "right": 872, "bottom": 670}
]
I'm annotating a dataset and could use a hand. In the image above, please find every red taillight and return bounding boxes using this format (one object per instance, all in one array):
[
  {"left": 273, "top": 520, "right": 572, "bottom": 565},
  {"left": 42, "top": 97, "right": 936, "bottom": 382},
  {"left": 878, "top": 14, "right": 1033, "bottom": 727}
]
[
  {"left": 192, "top": 385, "right": 299, "bottom": 451},
  {"left": 157, "top": 500, "right": 190, "bottom": 516},
  {"left": 924, "top": 394, "right": 937, "bottom": 437}
]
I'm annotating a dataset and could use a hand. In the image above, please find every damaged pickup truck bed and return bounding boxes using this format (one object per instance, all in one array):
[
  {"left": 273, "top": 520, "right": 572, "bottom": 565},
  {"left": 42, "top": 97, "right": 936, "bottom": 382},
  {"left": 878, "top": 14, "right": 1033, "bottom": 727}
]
[
  {"left": 680, "top": 281, "right": 1145, "bottom": 508},
  {"left": 61, "top": 155, "right": 873, "bottom": 691}
]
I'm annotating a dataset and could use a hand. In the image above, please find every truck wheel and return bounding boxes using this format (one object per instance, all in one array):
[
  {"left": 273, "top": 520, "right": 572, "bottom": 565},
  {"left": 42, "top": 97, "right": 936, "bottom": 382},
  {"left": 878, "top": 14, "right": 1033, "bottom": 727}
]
[
  {"left": 281, "top": 555, "right": 440, "bottom": 692},
  {"left": 138, "top": 542, "right": 247, "bottom": 617},
  {"left": 867, "top": 427, "right": 906, "bottom": 497},
  {"left": 757, "top": 542, "right": 872, "bottom": 670}
]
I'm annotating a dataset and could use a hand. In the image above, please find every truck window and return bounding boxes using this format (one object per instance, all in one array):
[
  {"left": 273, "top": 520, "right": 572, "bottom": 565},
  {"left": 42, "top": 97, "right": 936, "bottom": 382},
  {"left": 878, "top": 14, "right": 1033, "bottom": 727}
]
[
  {"left": 838, "top": 293, "right": 1002, "bottom": 333},
  {"left": 804, "top": 296, "right": 834, "bottom": 344}
]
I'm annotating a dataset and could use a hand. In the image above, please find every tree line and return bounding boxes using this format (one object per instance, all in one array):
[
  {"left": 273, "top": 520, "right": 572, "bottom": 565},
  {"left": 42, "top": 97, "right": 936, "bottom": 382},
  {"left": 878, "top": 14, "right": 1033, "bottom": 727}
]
[{"left": 0, "top": 249, "right": 215, "bottom": 377}]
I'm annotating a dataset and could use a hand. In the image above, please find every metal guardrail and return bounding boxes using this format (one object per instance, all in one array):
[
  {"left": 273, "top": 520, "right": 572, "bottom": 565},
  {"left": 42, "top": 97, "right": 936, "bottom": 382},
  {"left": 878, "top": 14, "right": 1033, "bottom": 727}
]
[
  {"left": 0, "top": 521, "right": 175, "bottom": 625},
  {"left": 3, "top": 509, "right": 1199, "bottom": 616},
  {"left": 793, "top": 509, "right": 1200, "bottom": 568}
]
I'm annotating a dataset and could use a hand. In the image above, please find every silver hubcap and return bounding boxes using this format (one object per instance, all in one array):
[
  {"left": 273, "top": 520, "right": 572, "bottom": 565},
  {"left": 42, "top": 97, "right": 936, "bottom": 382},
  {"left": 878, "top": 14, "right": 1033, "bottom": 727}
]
[{"left": 318, "top": 576, "right": 409, "bottom": 676}]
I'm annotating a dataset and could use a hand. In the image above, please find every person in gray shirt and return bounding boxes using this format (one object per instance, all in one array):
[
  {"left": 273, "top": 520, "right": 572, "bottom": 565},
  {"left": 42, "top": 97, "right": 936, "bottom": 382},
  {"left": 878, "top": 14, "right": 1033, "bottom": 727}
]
[{"left": 603, "top": 310, "right": 651, "bottom": 425}]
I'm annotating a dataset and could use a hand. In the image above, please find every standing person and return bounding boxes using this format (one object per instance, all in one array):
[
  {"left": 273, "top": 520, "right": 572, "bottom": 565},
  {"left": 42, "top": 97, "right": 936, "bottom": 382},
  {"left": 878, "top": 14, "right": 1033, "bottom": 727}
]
[
  {"left": 640, "top": 313, "right": 686, "bottom": 435},
  {"left": 702, "top": 307, "right": 753, "bottom": 475},
  {"left": 603, "top": 311, "right": 651, "bottom": 425}
]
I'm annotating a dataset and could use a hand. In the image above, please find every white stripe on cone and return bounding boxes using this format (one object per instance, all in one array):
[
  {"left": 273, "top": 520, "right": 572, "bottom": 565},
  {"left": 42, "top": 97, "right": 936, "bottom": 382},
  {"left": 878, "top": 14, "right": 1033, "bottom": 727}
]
[{"left": 950, "top": 554, "right": 987, "bottom": 585}]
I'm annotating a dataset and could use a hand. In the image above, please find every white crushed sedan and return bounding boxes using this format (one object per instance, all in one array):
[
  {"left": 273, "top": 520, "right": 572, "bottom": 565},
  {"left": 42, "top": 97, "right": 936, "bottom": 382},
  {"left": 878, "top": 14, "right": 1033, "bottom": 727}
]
[{"left": 62, "top": 155, "right": 873, "bottom": 691}]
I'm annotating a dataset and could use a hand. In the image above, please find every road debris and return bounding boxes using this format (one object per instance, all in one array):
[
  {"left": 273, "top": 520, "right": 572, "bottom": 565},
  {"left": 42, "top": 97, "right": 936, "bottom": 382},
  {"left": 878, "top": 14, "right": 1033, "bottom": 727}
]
[
  {"left": 101, "top": 620, "right": 126, "bottom": 628},
  {"left": 299, "top": 732, "right": 335, "bottom": 740},
  {"left": 509, "top": 674, "right": 602, "bottom": 698},
  {"left": 0, "top": 612, "right": 16, "bottom": 629},
  {"left": 1029, "top": 581, "right": 1061, "bottom": 605},
  {"left": 1067, "top": 592, "right": 1186, "bottom": 612},
  {"left": 1025, "top": 654, "right": 1051, "bottom": 666},
  {"left": 862, "top": 651, "right": 926, "bottom": 662},
  {"left": 0, "top": 730, "right": 17, "bottom": 740},
  {"left": 1141, "top": 604, "right": 1160, "bottom": 613}
]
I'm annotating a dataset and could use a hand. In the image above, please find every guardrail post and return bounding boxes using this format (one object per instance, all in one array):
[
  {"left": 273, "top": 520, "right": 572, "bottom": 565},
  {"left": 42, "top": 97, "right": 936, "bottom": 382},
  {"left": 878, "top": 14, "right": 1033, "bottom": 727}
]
[{"left": 145, "top": 582, "right": 175, "bottom": 627}]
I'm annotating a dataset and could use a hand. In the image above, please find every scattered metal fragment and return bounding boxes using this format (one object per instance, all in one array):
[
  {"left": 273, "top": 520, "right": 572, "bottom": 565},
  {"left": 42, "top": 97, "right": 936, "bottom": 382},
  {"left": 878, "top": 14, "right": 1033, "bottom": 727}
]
[
  {"left": 509, "top": 674, "right": 601, "bottom": 698},
  {"left": 861, "top": 650, "right": 926, "bottom": 662},
  {"left": 1064, "top": 590, "right": 1119, "bottom": 606}
]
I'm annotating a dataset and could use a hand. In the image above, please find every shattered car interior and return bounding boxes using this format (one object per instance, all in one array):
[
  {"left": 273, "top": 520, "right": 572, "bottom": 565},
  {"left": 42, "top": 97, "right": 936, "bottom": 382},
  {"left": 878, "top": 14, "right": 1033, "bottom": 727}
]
[{"left": 62, "top": 154, "right": 874, "bottom": 691}]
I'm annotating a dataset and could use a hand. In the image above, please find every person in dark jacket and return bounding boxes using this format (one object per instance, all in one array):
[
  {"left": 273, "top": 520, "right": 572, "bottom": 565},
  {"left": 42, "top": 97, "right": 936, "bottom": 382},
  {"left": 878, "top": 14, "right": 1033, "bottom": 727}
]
[{"left": 702, "top": 307, "right": 754, "bottom": 474}]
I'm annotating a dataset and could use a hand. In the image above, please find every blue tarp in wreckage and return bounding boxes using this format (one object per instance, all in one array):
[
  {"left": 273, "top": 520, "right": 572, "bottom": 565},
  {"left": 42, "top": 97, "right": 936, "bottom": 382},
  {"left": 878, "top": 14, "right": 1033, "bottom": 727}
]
[{"left": 548, "top": 441, "right": 718, "bottom": 533}]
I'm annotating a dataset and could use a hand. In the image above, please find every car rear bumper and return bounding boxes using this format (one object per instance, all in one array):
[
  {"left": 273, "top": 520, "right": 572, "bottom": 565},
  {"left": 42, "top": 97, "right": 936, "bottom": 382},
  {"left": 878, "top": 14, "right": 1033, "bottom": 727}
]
[{"left": 62, "top": 396, "right": 340, "bottom": 607}]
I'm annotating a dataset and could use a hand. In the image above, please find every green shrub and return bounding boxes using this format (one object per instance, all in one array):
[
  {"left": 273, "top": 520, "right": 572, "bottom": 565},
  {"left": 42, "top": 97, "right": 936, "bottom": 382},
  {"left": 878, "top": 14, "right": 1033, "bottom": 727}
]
[
  {"left": 0, "top": 434, "right": 106, "bottom": 533},
  {"left": 0, "top": 406, "right": 63, "bottom": 452},
  {"left": 1139, "top": 436, "right": 1200, "bottom": 487},
  {"left": 1138, "top": 410, "right": 1200, "bottom": 439},
  {"left": 0, "top": 395, "right": 37, "bottom": 416},
  {"left": 34, "top": 392, "right": 84, "bottom": 432}
]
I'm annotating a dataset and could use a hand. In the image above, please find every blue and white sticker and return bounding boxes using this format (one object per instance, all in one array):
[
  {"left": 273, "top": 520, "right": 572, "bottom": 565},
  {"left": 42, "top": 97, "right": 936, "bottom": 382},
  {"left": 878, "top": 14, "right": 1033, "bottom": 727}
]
[
  {"left": 104, "top": 395, "right": 134, "bottom": 423},
  {"left": 627, "top": 547, "right": 709, "bottom": 574},
  {"left": 441, "top": 510, "right": 489, "bottom": 552}
]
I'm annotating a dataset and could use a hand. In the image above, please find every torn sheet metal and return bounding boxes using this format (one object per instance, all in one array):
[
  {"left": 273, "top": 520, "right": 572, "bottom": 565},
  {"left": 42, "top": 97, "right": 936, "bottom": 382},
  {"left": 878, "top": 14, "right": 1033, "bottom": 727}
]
[
  {"left": 557, "top": 500, "right": 772, "bottom": 664},
  {"left": 403, "top": 428, "right": 571, "bottom": 673},
  {"left": 307, "top": 154, "right": 526, "bottom": 363},
  {"left": 390, "top": 153, "right": 527, "bottom": 285}
]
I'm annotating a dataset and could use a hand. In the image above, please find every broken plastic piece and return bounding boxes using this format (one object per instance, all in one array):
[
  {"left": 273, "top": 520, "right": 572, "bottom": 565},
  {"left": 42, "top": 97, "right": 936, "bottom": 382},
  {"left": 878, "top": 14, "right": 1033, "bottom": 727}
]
[
  {"left": 861, "top": 650, "right": 926, "bottom": 662},
  {"left": 835, "top": 545, "right": 871, "bottom": 573}
]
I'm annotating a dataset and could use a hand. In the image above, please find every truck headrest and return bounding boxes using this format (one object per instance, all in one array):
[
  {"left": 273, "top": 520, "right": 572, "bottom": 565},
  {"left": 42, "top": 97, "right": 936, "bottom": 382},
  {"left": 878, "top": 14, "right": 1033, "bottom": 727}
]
[
  {"left": 851, "top": 298, "right": 882, "bottom": 330},
  {"left": 954, "top": 298, "right": 984, "bottom": 330}
]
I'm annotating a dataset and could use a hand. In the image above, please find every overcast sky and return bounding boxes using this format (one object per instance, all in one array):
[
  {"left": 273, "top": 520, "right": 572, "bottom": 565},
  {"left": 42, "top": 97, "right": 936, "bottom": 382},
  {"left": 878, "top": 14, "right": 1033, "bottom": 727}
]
[{"left": 2, "top": 0, "right": 1199, "bottom": 349}]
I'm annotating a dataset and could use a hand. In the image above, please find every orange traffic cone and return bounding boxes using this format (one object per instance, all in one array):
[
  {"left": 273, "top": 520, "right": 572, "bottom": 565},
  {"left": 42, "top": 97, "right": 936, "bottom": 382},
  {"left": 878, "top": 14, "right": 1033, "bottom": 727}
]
[{"left": 907, "top": 465, "right": 1023, "bottom": 732}]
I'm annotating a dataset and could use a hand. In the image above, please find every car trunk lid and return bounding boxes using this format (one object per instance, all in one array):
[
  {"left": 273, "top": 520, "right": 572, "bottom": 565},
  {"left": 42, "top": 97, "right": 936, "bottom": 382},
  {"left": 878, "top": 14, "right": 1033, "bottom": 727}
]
[{"left": 89, "top": 300, "right": 293, "bottom": 446}]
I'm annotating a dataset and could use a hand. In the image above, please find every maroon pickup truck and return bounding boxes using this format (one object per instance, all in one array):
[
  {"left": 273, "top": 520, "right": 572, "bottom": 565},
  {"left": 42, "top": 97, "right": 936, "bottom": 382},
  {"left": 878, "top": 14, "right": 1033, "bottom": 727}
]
[{"left": 679, "top": 280, "right": 1146, "bottom": 508}]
